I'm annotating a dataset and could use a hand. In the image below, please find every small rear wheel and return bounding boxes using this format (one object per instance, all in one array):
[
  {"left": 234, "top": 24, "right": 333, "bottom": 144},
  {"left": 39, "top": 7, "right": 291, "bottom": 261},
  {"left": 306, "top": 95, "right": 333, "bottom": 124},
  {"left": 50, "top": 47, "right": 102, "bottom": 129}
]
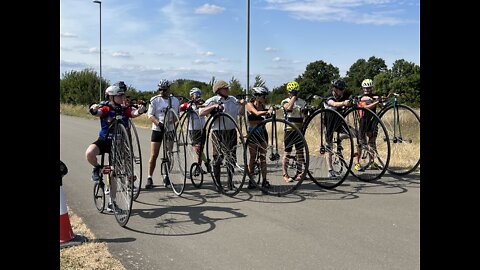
[
  {"left": 190, "top": 162, "right": 204, "bottom": 188},
  {"left": 93, "top": 182, "right": 105, "bottom": 213}
]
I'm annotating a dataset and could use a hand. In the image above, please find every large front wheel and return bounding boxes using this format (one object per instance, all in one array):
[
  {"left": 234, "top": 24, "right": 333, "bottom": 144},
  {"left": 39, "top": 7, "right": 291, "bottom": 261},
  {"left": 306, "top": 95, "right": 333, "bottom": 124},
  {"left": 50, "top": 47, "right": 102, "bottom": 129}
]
[
  {"left": 302, "top": 108, "right": 354, "bottom": 189},
  {"left": 129, "top": 120, "right": 142, "bottom": 201},
  {"left": 378, "top": 104, "right": 420, "bottom": 175},
  {"left": 163, "top": 109, "right": 187, "bottom": 196},
  {"left": 343, "top": 107, "right": 391, "bottom": 181},
  {"left": 245, "top": 118, "right": 309, "bottom": 196},
  {"left": 110, "top": 123, "right": 134, "bottom": 227},
  {"left": 205, "top": 113, "right": 247, "bottom": 197}
]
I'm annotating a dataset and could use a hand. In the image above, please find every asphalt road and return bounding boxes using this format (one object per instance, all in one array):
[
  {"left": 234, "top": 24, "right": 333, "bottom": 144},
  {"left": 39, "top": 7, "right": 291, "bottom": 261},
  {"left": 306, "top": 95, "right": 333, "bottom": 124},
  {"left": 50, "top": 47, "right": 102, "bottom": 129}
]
[{"left": 60, "top": 114, "right": 420, "bottom": 270}]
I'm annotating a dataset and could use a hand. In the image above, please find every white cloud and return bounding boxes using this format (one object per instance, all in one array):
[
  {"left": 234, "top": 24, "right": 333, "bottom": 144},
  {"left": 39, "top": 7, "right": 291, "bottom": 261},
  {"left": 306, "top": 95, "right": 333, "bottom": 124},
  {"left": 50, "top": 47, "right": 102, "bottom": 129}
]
[
  {"left": 272, "top": 57, "right": 281, "bottom": 62},
  {"left": 265, "top": 47, "right": 278, "bottom": 52},
  {"left": 112, "top": 51, "right": 131, "bottom": 58},
  {"left": 61, "top": 32, "right": 78, "bottom": 38},
  {"left": 89, "top": 47, "right": 99, "bottom": 53},
  {"left": 203, "top": 51, "right": 215, "bottom": 56},
  {"left": 195, "top": 4, "right": 225, "bottom": 14},
  {"left": 192, "top": 59, "right": 216, "bottom": 65},
  {"left": 265, "top": 0, "right": 414, "bottom": 25}
]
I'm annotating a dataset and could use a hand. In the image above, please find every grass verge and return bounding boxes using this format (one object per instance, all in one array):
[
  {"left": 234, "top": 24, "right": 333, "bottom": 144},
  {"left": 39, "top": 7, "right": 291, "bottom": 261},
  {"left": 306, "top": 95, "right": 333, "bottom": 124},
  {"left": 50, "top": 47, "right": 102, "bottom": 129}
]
[{"left": 60, "top": 208, "right": 126, "bottom": 270}]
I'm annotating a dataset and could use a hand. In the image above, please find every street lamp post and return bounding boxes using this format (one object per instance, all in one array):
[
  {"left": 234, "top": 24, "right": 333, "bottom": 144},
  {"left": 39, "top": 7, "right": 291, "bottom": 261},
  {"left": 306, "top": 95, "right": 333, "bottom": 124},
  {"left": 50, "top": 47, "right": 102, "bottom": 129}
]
[{"left": 93, "top": 0, "right": 102, "bottom": 101}]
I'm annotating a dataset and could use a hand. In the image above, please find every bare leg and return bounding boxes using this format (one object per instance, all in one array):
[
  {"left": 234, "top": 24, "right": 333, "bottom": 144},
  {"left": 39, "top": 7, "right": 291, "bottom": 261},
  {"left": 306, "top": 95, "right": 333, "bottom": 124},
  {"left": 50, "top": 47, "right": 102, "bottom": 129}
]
[
  {"left": 86, "top": 144, "right": 101, "bottom": 167},
  {"left": 148, "top": 142, "right": 161, "bottom": 177}
]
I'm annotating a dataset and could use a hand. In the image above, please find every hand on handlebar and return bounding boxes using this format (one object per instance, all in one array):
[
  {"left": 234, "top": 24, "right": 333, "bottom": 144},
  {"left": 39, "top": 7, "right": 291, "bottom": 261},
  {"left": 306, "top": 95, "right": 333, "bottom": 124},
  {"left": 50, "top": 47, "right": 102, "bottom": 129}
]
[
  {"left": 89, "top": 104, "right": 100, "bottom": 115},
  {"left": 137, "top": 104, "right": 147, "bottom": 114}
]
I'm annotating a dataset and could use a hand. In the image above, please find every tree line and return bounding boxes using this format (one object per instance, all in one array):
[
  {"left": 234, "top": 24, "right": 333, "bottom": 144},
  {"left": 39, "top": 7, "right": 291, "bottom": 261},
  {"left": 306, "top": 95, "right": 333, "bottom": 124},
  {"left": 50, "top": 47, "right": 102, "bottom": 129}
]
[{"left": 60, "top": 56, "right": 420, "bottom": 107}]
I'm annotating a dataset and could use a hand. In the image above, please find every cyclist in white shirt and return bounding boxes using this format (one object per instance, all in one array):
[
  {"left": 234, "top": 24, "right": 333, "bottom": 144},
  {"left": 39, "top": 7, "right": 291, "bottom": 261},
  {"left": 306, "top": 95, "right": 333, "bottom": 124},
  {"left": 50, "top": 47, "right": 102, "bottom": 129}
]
[
  {"left": 145, "top": 79, "right": 180, "bottom": 189},
  {"left": 199, "top": 80, "right": 245, "bottom": 184},
  {"left": 180, "top": 87, "right": 207, "bottom": 163}
]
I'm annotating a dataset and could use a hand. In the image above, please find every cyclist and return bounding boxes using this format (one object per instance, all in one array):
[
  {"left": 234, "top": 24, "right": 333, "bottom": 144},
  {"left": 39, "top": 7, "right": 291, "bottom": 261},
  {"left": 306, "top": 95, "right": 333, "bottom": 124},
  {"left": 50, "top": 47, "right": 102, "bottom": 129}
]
[
  {"left": 179, "top": 87, "right": 207, "bottom": 165},
  {"left": 246, "top": 86, "right": 273, "bottom": 189},
  {"left": 354, "top": 79, "right": 381, "bottom": 171},
  {"left": 199, "top": 80, "right": 245, "bottom": 186},
  {"left": 280, "top": 81, "right": 306, "bottom": 183},
  {"left": 323, "top": 79, "right": 352, "bottom": 178},
  {"left": 145, "top": 79, "right": 180, "bottom": 189},
  {"left": 85, "top": 83, "right": 147, "bottom": 183}
]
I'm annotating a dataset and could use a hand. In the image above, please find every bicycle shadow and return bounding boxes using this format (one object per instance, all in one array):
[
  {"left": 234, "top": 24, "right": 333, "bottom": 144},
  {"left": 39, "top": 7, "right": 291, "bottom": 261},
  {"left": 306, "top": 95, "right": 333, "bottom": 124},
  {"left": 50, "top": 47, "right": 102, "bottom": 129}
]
[
  {"left": 125, "top": 203, "right": 246, "bottom": 236},
  {"left": 285, "top": 170, "right": 420, "bottom": 199}
]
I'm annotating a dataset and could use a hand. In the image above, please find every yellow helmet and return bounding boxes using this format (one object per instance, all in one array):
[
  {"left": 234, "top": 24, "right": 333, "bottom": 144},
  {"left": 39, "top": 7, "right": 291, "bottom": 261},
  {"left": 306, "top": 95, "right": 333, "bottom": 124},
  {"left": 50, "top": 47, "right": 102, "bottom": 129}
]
[{"left": 286, "top": 81, "right": 299, "bottom": 92}]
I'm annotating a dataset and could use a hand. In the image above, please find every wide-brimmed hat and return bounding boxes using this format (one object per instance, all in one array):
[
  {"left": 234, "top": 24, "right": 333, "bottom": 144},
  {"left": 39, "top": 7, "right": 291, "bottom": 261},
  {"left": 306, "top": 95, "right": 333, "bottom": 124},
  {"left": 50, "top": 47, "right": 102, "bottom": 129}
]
[{"left": 213, "top": 80, "right": 229, "bottom": 93}]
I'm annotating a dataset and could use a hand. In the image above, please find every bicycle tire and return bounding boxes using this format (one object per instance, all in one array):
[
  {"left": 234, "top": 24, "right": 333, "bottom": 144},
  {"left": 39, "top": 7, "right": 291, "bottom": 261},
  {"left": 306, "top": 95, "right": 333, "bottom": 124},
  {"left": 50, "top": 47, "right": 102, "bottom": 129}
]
[
  {"left": 378, "top": 104, "right": 420, "bottom": 175},
  {"left": 129, "top": 120, "right": 142, "bottom": 201},
  {"left": 205, "top": 112, "right": 247, "bottom": 197},
  {"left": 179, "top": 109, "right": 206, "bottom": 189},
  {"left": 163, "top": 108, "right": 186, "bottom": 196},
  {"left": 189, "top": 162, "right": 204, "bottom": 188},
  {"left": 93, "top": 182, "right": 105, "bottom": 213},
  {"left": 110, "top": 122, "right": 134, "bottom": 227},
  {"left": 343, "top": 107, "right": 391, "bottom": 181},
  {"left": 246, "top": 118, "right": 309, "bottom": 196},
  {"left": 302, "top": 108, "right": 354, "bottom": 189}
]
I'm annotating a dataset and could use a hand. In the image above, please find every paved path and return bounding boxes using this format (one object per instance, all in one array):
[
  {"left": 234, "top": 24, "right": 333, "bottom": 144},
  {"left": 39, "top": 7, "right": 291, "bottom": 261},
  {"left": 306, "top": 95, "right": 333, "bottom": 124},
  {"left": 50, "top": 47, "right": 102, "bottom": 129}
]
[{"left": 60, "top": 114, "right": 420, "bottom": 270}]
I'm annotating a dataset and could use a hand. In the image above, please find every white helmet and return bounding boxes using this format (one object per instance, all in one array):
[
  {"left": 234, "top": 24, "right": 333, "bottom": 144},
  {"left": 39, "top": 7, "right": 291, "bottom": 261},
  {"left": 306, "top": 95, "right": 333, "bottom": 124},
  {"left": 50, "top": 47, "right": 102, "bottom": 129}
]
[
  {"left": 157, "top": 79, "right": 171, "bottom": 89},
  {"left": 189, "top": 87, "right": 202, "bottom": 97},
  {"left": 252, "top": 86, "right": 268, "bottom": 96},
  {"left": 105, "top": 85, "right": 125, "bottom": 96},
  {"left": 361, "top": 79, "right": 374, "bottom": 88}
]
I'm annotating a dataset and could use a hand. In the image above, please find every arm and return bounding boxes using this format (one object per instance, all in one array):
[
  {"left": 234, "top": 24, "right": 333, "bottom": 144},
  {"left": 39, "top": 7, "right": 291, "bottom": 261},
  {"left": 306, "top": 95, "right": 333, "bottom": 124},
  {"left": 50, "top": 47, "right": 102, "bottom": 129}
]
[
  {"left": 130, "top": 104, "right": 147, "bottom": 118},
  {"left": 199, "top": 103, "right": 220, "bottom": 116},
  {"left": 326, "top": 99, "right": 350, "bottom": 108},
  {"left": 247, "top": 102, "right": 271, "bottom": 116},
  {"left": 359, "top": 96, "right": 379, "bottom": 110},
  {"left": 238, "top": 99, "right": 245, "bottom": 115},
  {"left": 283, "top": 96, "right": 296, "bottom": 111},
  {"left": 89, "top": 103, "right": 109, "bottom": 117},
  {"left": 147, "top": 100, "right": 162, "bottom": 126}
]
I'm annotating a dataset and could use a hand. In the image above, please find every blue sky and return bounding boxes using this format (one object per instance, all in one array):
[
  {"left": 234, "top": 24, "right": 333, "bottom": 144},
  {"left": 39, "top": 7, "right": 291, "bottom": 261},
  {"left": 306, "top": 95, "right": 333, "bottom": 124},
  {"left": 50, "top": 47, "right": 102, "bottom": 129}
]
[{"left": 60, "top": 0, "right": 419, "bottom": 91}]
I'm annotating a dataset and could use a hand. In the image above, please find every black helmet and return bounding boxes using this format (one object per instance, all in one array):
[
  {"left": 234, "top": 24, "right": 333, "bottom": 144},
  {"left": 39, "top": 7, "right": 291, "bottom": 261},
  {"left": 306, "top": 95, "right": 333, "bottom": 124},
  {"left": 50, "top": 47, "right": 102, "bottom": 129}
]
[
  {"left": 331, "top": 79, "right": 346, "bottom": 90},
  {"left": 113, "top": 81, "right": 127, "bottom": 91}
]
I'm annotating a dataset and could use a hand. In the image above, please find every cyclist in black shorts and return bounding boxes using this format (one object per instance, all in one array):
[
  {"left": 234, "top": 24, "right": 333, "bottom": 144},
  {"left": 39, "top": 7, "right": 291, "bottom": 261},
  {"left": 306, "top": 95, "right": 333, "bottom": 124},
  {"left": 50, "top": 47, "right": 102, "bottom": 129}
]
[
  {"left": 86, "top": 82, "right": 147, "bottom": 182},
  {"left": 145, "top": 79, "right": 180, "bottom": 189},
  {"left": 281, "top": 81, "right": 307, "bottom": 182},
  {"left": 179, "top": 87, "right": 207, "bottom": 163},
  {"left": 323, "top": 79, "right": 352, "bottom": 178},
  {"left": 246, "top": 87, "right": 273, "bottom": 189},
  {"left": 354, "top": 79, "right": 381, "bottom": 171}
]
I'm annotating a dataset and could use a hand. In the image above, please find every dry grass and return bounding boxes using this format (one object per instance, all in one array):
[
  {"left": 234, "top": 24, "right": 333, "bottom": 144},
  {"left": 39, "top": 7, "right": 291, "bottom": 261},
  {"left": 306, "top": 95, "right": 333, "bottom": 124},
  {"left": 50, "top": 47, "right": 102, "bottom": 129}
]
[{"left": 60, "top": 208, "right": 126, "bottom": 270}]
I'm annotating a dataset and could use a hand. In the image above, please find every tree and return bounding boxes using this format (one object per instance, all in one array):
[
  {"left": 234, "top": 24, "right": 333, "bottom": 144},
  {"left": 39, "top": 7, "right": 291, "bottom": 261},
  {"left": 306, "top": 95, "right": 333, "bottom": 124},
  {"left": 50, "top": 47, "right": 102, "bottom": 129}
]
[
  {"left": 253, "top": 74, "right": 268, "bottom": 91},
  {"left": 346, "top": 56, "right": 387, "bottom": 95},
  {"left": 297, "top": 60, "right": 340, "bottom": 99},
  {"left": 60, "top": 68, "right": 108, "bottom": 105},
  {"left": 228, "top": 76, "right": 244, "bottom": 97},
  {"left": 388, "top": 59, "right": 420, "bottom": 107}
]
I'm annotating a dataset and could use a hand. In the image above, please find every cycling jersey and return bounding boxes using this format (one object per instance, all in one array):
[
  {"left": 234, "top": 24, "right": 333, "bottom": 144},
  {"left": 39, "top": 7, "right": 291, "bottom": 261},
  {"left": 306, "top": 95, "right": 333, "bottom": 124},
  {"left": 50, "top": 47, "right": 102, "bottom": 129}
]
[
  {"left": 202, "top": 95, "right": 241, "bottom": 130},
  {"left": 187, "top": 102, "right": 206, "bottom": 131},
  {"left": 98, "top": 103, "right": 133, "bottom": 140},
  {"left": 247, "top": 102, "right": 268, "bottom": 122},
  {"left": 147, "top": 95, "right": 180, "bottom": 131},
  {"left": 324, "top": 94, "right": 349, "bottom": 115},
  {"left": 281, "top": 97, "right": 306, "bottom": 130}
]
